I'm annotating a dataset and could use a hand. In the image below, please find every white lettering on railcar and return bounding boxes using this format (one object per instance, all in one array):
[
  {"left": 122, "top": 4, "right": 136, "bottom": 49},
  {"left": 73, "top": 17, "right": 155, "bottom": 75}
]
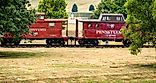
[
  {"left": 96, "top": 30, "right": 121, "bottom": 35},
  {"left": 30, "top": 28, "right": 46, "bottom": 31},
  {"left": 107, "top": 24, "right": 115, "bottom": 29}
]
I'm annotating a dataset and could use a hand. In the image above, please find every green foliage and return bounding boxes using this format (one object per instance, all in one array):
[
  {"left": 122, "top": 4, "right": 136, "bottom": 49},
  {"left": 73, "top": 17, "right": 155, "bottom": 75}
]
[
  {"left": 72, "top": 3, "right": 78, "bottom": 12},
  {"left": 38, "top": 0, "right": 68, "bottom": 18},
  {"left": 122, "top": 0, "right": 156, "bottom": 55},
  {"left": 91, "top": 0, "right": 127, "bottom": 19},
  {"left": 0, "top": 51, "right": 44, "bottom": 59},
  {"left": 0, "top": 0, "right": 36, "bottom": 38},
  {"left": 89, "top": 4, "right": 95, "bottom": 11}
]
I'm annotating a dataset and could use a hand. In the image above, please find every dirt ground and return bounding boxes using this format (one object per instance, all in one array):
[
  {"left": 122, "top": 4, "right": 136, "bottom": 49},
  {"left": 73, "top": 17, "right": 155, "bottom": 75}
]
[{"left": 0, "top": 48, "right": 156, "bottom": 82}]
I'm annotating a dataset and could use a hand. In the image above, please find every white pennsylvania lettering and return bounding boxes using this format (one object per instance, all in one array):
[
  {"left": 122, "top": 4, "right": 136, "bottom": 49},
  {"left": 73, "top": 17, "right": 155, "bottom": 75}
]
[
  {"left": 30, "top": 28, "right": 46, "bottom": 31},
  {"left": 96, "top": 30, "right": 121, "bottom": 35}
]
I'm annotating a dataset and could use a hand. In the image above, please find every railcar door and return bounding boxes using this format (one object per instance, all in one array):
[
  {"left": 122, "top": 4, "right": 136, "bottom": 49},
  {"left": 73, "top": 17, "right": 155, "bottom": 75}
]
[
  {"left": 47, "top": 21, "right": 62, "bottom": 38},
  {"left": 83, "top": 22, "right": 96, "bottom": 38}
]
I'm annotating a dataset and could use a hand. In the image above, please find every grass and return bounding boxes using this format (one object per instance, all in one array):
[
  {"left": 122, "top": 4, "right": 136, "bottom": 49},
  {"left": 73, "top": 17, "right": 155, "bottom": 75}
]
[
  {"left": 0, "top": 48, "right": 155, "bottom": 82},
  {"left": 0, "top": 51, "right": 45, "bottom": 58},
  {"left": 85, "top": 80, "right": 156, "bottom": 83},
  {"left": 139, "top": 64, "right": 156, "bottom": 68},
  {"left": 51, "top": 63, "right": 101, "bottom": 69},
  {"left": 14, "top": 79, "right": 156, "bottom": 83},
  {"left": 129, "top": 80, "right": 156, "bottom": 83},
  {"left": 132, "top": 63, "right": 156, "bottom": 70}
]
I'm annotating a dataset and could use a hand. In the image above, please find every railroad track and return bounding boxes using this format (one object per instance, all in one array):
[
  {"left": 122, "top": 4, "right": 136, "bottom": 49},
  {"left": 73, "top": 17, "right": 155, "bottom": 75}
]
[{"left": 0, "top": 44, "right": 154, "bottom": 48}]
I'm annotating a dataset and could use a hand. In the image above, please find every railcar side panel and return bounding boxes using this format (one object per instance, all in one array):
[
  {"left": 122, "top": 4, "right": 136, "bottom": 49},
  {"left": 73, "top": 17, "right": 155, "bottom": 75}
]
[
  {"left": 80, "top": 14, "right": 126, "bottom": 41},
  {"left": 25, "top": 20, "right": 65, "bottom": 39}
]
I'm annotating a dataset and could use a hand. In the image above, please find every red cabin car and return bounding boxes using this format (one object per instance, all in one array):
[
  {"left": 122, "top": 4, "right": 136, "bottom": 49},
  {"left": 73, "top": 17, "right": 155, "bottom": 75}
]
[
  {"left": 77, "top": 14, "right": 129, "bottom": 46},
  {"left": 1, "top": 13, "right": 68, "bottom": 46},
  {"left": 25, "top": 13, "right": 68, "bottom": 46}
]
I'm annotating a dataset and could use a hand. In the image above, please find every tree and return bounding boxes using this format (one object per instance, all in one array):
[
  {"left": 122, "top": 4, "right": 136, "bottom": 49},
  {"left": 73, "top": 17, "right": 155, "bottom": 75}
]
[
  {"left": 122, "top": 0, "right": 156, "bottom": 55},
  {"left": 89, "top": 4, "right": 95, "bottom": 11},
  {"left": 72, "top": 3, "right": 78, "bottom": 12},
  {"left": 113, "top": 0, "right": 127, "bottom": 18},
  {"left": 91, "top": 0, "right": 127, "bottom": 19},
  {"left": 38, "top": 0, "right": 68, "bottom": 18},
  {"left": 0, "top": 0, "right": 36, "bottom": 40}
]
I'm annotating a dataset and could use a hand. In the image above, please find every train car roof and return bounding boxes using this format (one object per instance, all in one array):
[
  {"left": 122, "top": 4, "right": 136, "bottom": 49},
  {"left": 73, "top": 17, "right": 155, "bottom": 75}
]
[
  {"left": 78, "top": 20, "right": 125, "bottom": 23},
  {"left": 45, "top": 19, "right": 68, "bottom": 21},
  {"left": 99, "top": 13, "right": 125, "bottom": 20},
  {"left": 36, "top": 12, "right": 45, "bottom": 15},
  {"left": 79, "top": 13, "right": 125, "bottom": 23},
  {"left": 79, "top": 19, "right": 100, "bottom": 22},
  {"left": 99, "top": 13, "right": 124, "bottom": 16}
]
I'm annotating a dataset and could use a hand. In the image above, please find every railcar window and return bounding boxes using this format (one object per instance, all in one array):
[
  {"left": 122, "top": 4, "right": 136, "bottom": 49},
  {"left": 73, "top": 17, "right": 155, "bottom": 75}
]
[
  {"left": 88, "top": 24, "right": 92, "bottom": 28},
  {"left": 96, "top": 24, "right": 99, "bottom": 28},
  {"left": 102, "top": 17, "right": 106, "bottom": 21},
  {"left": 38, "top": 15, "right": 45, "bottom": 19},
  {"left": 102, "top": 16, "right": 123, "bottom": 21},
  {"left": 116, "top": 17, "right": 121, "bottom": 21},
  {"left": 49, "top": 22, "right": 55, "bottom": 28},
  {"left": 107, "top": 17, "right": 111, "bottom": 21},
  {"left": 62, "top": 21, "right": 67, "bottom": 30}
]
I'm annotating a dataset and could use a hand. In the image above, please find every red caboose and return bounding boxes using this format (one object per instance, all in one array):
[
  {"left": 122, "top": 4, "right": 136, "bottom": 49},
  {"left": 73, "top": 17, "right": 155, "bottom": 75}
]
[
  {"left": 1, "top": 13, "right": 68, "bottom": 46},
  {"left": 25, "top": 13, "right": 68, "bottom": 46},
  {"left": 77, "top": 14, "right": 129, "bottom": 46}
]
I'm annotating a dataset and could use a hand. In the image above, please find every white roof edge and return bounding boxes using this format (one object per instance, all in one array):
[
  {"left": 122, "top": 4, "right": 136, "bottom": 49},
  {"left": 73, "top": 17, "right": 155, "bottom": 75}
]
[
  {"left": 100, "top": 13, "right": 124, "bottom": 15},
  {"left": 36, "top": 12, "right": 45, "bottom": 15},
  {"left": 99, "top": 13, "right": 125, "bottom": 20},
  {"left": 45, "top": 19, "right": 68, "bottom": 21},
  {"left": 78, "top": 19, "right": 100, "bottom": 22}
]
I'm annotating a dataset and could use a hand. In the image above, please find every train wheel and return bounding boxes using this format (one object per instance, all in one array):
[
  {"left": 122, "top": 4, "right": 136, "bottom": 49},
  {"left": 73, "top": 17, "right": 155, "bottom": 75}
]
[
  {"left": 84, "top": 40, "right": 90, "bottom": 46},
  {"left": 46, "top": 39, "right": 51, "bottom": 47},
  {"left": 1, "top": 38, "right": 21, "bottom": 46},
  {"left": 93, "top": 40, "right": 99, "bottom": 46},
  {"left": 14, "top": 40, "right": 21, "bottom": 46},
  {"left": 4, "top": 38, "right": 13, "bottom": 46},
  {"left": 50, "top": 39, "right": 62, "bottom": 46},
  {"left": 60, "top": 40, "right": 65, "bottom": 46},
  {"left": 1, "top": 41, "right": 6, "bottom": 45},
  {"left": 78, "top": 40, "right": 84, "bottom": 47},
  {"left": 122, "top": 39, "right": 131, "bottom": 47},
  {"left": 13, "top": 38, "right": 21, "bottom": 46},
  {"left": 1, "top": 38, "right": 7, "bottom": 45}
]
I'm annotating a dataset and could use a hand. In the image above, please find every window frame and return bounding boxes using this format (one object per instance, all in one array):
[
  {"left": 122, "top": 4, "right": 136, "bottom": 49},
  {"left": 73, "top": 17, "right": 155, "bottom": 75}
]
[
  {"left": 38, "top": 15, "right": 45, "bottom": 20},
  {"left": 88, "top": 23, "right": 92, "bottom": 29},
  {"left": 102, "top": 15, "right": 124, "bottom": 22},
  {"left": 49, "top": 22, "right": 55, "bottom": 28},
  {"left": 96, "top": 24, "right": 100, "bottom": 29}
]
